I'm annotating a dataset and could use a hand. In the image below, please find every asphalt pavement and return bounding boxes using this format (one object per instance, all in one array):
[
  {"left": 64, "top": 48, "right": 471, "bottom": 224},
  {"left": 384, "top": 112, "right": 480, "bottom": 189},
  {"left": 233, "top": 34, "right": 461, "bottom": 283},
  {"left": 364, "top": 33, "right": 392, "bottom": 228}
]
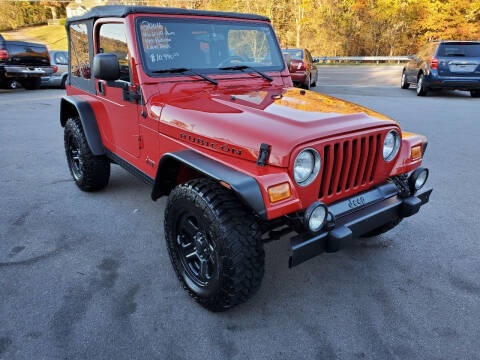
[{"left": 1, "top": 66, "right": 480, "bottom": 359}]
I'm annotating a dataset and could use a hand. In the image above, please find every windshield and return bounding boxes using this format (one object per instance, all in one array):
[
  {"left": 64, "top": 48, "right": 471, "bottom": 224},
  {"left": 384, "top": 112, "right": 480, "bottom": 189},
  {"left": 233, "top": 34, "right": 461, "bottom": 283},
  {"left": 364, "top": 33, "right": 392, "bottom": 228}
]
[
  {"left": 437, "top": 43, "right": 480, "bottom": 57},
  {"left": 136, "top": 17, "right": 284, "bottom": 75},
  {"left": 282, "top": 49, "right": 303, "bottom": 61}
]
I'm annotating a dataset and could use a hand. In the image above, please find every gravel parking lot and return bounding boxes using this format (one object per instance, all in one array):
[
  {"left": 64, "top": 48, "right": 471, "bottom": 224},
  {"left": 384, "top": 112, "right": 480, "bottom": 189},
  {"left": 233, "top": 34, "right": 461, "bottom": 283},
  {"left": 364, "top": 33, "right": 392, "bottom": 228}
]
[{"left": 1, "top": 66, "right": 479, "bottom": 360}]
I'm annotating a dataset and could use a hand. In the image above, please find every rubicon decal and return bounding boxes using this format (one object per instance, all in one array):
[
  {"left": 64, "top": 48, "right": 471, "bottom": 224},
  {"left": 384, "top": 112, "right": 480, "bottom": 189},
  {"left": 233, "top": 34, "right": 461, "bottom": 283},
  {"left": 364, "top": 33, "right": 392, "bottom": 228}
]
[{"left": 179, "top": 132, "right": 243, "bottom": 156}]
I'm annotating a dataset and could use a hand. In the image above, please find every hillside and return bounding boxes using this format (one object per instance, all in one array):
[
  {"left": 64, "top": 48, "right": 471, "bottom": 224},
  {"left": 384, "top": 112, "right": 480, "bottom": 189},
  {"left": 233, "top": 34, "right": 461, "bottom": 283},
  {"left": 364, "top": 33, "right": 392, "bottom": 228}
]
[{"left": 2, "top": 24, "right": 67, "bottom": 51}]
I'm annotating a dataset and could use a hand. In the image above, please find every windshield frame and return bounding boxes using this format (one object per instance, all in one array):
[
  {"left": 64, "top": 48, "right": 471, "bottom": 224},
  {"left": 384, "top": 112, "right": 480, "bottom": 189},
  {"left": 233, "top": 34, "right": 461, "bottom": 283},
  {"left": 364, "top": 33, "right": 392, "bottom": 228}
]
[{"left": 134, "top": 16, "right": 285, "bottom": 78}]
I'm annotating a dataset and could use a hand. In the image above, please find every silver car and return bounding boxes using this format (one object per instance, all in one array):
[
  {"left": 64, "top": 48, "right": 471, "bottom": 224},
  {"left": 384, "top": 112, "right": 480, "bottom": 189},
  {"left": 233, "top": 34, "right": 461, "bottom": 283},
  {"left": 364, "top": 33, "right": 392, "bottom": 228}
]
[{"left": 42, "top": 50, "right": 68, "bottom": 88}]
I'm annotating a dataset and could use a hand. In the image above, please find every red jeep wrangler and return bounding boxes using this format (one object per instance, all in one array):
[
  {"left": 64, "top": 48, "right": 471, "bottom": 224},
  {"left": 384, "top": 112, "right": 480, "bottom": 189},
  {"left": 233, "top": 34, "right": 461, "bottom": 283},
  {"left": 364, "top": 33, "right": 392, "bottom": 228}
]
[{"left": 61, "top": 6, "right": 432, "bottom": 311}]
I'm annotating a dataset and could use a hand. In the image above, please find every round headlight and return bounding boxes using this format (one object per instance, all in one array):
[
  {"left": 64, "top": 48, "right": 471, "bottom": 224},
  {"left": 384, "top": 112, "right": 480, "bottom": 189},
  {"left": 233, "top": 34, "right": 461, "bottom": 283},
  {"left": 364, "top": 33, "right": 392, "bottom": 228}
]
[
  {"left": 409, "top": 167, "right": 429, "bottom": 193},
  {"left": 304, "top": 201, "right": 328, "bottom": 233},
  {"left": 415, "top": 170, "right": 428, "bottom": 189},
  {"left": 309, "top": 206, "right": 327, "bottom": 232},
  {"left": 383, "top": 130, "right": 401, "bottom": 161},
  {"left": 294, "top": 149, "right": 321, "bottom": 186}
]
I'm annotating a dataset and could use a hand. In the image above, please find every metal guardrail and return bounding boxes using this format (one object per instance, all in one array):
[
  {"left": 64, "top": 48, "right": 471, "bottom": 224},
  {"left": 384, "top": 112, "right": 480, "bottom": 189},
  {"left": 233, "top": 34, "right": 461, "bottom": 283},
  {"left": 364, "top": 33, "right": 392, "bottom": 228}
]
[{"left": 314, "top": 56, "right": 410, "bottom": 64}]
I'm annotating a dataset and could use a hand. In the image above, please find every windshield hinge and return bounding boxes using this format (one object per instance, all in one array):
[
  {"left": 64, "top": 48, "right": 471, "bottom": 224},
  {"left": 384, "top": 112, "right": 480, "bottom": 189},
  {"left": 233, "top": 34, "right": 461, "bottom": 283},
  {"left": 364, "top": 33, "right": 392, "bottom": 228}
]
[
  {"left": 123, "top": 86, "right": 143, "bottom": 104},
  {"left": 257, "top": 143, "right": 271, "bottom": 167}
]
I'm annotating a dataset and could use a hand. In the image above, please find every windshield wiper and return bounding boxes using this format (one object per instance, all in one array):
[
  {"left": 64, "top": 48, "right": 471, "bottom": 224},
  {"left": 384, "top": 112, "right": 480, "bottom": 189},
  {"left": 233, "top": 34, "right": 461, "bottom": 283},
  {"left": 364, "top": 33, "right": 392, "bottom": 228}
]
[
  {"left": 152, "top": 68, "right": 218, "bottom": 85},
  {"left": 219, "top": 65, "right": 273, "bottom": 82}
]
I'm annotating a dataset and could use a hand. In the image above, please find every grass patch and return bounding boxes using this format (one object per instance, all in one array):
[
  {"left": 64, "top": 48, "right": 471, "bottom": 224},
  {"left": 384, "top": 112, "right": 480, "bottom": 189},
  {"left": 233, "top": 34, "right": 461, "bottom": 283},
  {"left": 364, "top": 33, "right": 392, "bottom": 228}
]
[{"left": 22, "top": 25, "right": 67, "bottom": 50}]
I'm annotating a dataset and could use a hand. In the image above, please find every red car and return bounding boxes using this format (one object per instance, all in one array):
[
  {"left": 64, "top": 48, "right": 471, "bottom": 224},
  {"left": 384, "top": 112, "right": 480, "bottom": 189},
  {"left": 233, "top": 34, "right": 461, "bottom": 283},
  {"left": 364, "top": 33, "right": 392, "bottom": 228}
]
[
  {"left": 61, "top": 6, "right": 432, "bottom": 311},
  {"left": 283, "top": 48, "right": 318, "bottom": 89}
]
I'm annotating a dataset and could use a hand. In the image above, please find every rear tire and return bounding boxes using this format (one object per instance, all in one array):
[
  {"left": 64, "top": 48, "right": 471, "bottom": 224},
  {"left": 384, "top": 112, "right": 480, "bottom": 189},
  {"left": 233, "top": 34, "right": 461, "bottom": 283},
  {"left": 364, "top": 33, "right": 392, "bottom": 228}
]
[
  {"left": 303, "top": 74, "right": 311, "bottom": 90},
  {"left": 165, "top": 178, "right": 264, "bottom": 312},
  {"left": 64, "top": 117, "right": 110, "bottom": 191},
  {"left": 470, "top": 90, "right": 480, "bottom": 98},
  {"left": 401, "top": 71, "right": 410, "bottom": 89},
  {"left": 20, "top": 78, "right": 41, "bottom": 90},
  {"left": 416, "top": 73, "right": 428, "bottom": 96},
  {"left": 361, "top": 219, "right": 402, "bottom": 238},
  {"left": 311, "top": 73, "right": 317, "bottom": 87}
]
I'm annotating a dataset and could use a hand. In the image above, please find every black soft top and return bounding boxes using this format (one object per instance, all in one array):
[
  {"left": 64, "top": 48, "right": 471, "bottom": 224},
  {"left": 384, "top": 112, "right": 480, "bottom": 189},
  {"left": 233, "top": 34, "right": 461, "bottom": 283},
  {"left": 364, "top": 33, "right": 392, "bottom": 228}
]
[{"left": 66, "top": 5, "right": 270, "bottom": 25}]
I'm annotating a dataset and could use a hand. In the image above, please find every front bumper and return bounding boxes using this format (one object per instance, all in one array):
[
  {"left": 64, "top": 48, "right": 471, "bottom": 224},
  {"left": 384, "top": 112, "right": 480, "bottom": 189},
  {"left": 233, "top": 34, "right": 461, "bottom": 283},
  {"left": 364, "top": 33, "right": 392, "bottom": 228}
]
[{"left": 289, "top": 182, "right": 432, "bottom": 267}]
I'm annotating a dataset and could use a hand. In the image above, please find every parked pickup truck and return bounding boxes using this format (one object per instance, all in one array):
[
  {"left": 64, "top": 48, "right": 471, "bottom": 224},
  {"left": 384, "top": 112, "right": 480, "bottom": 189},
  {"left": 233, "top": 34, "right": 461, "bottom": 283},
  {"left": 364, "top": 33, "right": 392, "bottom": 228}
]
[{"left": 0, "top": 34, "right": 53, "bottom": 90}]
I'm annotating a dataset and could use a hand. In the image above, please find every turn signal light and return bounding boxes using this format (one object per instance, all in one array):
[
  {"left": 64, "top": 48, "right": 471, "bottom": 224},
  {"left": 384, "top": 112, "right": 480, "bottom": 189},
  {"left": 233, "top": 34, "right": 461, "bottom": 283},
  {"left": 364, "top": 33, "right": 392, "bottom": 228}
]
[
  {"left": 411, "top": 145, "right": 422, "bottom": 160},
  {"left": 268, "top": 183, "right": 291, "bottom": 203}
]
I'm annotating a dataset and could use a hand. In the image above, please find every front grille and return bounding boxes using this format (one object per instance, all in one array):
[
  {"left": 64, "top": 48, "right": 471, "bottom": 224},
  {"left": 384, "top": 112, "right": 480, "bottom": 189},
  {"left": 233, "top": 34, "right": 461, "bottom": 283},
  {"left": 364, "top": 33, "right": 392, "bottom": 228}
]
[{"left": 319, "top": 133, "right": 382, "bottom": 200}]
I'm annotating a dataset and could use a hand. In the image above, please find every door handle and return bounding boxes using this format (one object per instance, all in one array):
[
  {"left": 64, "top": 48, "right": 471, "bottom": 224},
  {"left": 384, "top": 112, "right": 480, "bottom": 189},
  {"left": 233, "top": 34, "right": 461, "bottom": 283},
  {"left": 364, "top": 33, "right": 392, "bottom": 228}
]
[{"left": 98, "top": 80, "right": 105, "bottom": 95}]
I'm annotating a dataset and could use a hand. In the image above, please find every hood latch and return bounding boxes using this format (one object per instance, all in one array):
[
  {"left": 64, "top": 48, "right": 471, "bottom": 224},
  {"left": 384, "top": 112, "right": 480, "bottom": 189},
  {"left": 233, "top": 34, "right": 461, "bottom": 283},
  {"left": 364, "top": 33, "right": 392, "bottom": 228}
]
[{"left": 257, "top": 143, "right": 271, "bottom": 167}]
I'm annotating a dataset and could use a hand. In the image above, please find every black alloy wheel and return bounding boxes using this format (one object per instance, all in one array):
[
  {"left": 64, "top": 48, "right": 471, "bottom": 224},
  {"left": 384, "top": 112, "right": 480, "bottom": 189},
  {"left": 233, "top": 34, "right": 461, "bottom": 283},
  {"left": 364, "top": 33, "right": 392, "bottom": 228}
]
[
  {"left": 66, "top": 133, "right": 83, "bottom": 181},
  {"left": 175, "top": 211, "right": 219, "bottom": 288}
]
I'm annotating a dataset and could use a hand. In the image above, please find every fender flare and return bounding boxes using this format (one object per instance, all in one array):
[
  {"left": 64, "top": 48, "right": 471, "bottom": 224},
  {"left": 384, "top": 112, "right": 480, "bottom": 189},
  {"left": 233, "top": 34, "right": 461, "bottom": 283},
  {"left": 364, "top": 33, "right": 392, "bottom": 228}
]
[
  {"left": 152, "top": 150, "right": 267, "bottom": 219},
  {"left": 60, "top": 96, "right": 105, "bottom": 156}
]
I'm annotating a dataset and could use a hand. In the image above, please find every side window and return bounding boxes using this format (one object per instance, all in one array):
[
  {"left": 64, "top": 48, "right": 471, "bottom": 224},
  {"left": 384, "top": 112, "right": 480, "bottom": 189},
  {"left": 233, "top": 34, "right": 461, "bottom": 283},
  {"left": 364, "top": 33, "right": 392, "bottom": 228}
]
[
  {"left": 70, "top": 23, "right": 91, "bottom": 79},
  {"left": 306, "top": 50, "right": 313, "bottom": 64},
  {"left": 99, "top": 23, "right": 130, "bottom": 82},
  {"left": 55, "top": 52, "right": 68, "bottom": 65}
]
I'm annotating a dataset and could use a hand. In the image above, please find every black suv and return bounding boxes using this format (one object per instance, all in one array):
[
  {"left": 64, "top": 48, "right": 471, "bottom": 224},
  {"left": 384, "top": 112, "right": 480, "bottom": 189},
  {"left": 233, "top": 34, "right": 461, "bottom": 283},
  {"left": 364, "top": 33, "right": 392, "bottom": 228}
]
[{"left": 401, "top": 41, "right": 480, "bottom": 97}]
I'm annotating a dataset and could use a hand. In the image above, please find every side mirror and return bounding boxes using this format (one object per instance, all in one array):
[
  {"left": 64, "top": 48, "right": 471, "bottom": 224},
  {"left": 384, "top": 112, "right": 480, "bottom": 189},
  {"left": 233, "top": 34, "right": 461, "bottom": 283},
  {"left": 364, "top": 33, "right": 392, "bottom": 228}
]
[{"left": 93, "top": 53, "right": 119, "bottom": 81}]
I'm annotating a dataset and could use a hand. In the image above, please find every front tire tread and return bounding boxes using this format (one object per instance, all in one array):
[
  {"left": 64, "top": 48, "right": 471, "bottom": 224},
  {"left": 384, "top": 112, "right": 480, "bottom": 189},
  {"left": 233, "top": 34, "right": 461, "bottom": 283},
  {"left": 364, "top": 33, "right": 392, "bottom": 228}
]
[
  {"left": 165, "top": 178, "right": 264, "bottom": 312},
  {"left": 64, "top": 117, "right": 110, "bottom": 191}
]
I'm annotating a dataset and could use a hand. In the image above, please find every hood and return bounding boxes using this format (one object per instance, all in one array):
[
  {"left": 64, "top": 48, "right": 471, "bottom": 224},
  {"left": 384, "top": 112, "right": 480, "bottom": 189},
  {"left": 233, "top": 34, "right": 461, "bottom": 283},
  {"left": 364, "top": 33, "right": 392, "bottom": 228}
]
[{"left": 149, "top": 87, "right": 397, "bottom": 167}]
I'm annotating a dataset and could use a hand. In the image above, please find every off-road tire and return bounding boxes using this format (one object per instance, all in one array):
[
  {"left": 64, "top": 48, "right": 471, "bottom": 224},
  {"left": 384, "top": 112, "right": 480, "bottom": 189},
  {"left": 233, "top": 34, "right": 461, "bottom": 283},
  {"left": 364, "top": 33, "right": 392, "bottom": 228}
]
[
  {"left": 401, "top": 70, "right": 410, "bottom": 89},
  {"left": 165, "top": 178, "right": 264, "bottom": 312},
  {"left": 20, "top": 78, "right": 41, "bottom": 90},
  {"left": 416, "top": 73, "right": 427, "bottom": 96},
  {"left": 470, "top": 90, "right": 480, "bottom": 98},
  {"left": 64, "top": 117, "right": 110, "bottom": 191},
  {"left": 361, "top": 218, "right": 402, "bottom": 238}
]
